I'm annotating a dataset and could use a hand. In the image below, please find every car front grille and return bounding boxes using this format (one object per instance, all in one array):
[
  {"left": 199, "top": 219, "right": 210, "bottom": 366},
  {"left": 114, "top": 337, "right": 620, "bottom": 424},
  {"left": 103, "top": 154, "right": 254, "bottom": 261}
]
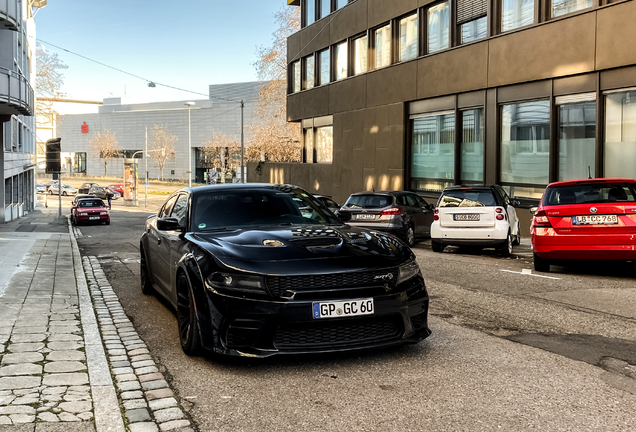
[
  {"left": 266, "top": 269, "right": 399, "bottom": 298},
  {"left": 410, "top": 312, "right": 428, "bottom": 330},
  {"left": 274, "top": 315, "right": 403, "bottom": 350}
]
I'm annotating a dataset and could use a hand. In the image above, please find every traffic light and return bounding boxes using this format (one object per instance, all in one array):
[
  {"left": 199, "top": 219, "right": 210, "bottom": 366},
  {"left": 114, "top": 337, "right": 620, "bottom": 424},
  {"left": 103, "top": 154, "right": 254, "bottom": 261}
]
[{"left": 45, "top": 138, "right": 61, "bottom": 174}]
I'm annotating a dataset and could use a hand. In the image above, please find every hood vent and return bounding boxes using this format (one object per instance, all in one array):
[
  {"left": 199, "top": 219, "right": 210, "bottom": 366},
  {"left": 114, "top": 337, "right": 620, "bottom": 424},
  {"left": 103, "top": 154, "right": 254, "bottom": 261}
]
[{"left": 288, "top": 237, "right": 342, "bottom": 247}]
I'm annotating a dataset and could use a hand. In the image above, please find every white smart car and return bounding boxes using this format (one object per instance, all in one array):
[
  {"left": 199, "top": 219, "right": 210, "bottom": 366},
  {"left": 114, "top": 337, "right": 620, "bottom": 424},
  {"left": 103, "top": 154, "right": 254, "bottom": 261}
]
[{"left": 430, "top": 185, "right": 521, "bottom": 256}]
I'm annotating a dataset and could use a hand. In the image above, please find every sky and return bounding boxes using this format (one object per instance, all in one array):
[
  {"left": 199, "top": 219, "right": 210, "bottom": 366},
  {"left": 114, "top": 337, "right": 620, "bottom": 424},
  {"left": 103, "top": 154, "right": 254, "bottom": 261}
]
[{"left": 34, "top": 1, "right": 287, "bottom": 114}]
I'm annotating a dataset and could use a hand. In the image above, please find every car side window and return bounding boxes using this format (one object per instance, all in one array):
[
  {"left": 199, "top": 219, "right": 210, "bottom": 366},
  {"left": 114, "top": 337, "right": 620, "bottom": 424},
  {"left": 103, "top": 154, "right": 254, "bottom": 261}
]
[
  {"left": 415, "top": 195, "right": 428, "bottom": 207},
  {"left": 405, "top": 194, "right": 419, "bottom": 207},
  {"left": 159, "top": 196, "right": 178, "bottom": 219},
  {"left": 397, "top": 195, "right": 408, "bottom": 206},
  {"left": 170, "top": 194, "right": 189, "bottom": 227}
]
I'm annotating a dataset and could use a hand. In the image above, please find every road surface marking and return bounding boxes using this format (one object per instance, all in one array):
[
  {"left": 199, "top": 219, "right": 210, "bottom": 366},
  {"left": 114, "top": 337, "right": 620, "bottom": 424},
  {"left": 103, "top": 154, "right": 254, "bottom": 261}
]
[{"left": 500, "top": 269, "right": 561, "bottom": 280}]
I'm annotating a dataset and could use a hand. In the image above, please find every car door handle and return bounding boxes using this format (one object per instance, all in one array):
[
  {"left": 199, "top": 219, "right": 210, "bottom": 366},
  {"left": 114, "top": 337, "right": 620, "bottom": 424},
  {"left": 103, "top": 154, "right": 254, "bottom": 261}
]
[{"left": 158, "top": 237, "right": 161, "bottom": 246}]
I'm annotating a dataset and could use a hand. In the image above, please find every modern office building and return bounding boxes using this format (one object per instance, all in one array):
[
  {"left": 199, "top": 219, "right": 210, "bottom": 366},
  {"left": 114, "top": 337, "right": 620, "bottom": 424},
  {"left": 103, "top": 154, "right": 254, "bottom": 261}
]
[
  {"left": 253, "top": 0, "right": 636, "bottom": 228},
  {"left": 57, "top": 81, "right": 262, "bottom": 184},
  {"left": 0, "top": 0, "right": 38, "bottom": 223}
]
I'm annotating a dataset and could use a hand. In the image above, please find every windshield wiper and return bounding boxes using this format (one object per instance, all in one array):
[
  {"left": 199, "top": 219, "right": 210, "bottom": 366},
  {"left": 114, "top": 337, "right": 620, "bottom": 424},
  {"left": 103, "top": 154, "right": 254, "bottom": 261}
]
[{"left": 198, "top": 227, "right": 231, "bottom": 232}]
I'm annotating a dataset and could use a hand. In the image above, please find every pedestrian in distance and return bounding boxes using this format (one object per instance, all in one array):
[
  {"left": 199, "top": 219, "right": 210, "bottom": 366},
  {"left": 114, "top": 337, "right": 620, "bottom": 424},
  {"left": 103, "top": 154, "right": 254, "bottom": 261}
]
[{"left": 106, "top": 190, "right": 114, "bottom": 209}]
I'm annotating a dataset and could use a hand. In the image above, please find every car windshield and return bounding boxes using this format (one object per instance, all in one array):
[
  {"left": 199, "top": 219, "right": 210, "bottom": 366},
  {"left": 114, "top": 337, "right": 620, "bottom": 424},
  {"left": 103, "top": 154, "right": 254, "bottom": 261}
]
[
  {"left": 192, "top": 187, "right": 341, "bottom": 230},
  {"left": 438, "top": 190, "right": 497, "bottom": 207},
  {"left": 345, "top": 195, "right": 392, "bottom": 209},
  {"left": 543, "top": 183, "right": 636, "bottom": 205},
  {"left": 78, "top": 200, "right": 105, "bottom": 208}
]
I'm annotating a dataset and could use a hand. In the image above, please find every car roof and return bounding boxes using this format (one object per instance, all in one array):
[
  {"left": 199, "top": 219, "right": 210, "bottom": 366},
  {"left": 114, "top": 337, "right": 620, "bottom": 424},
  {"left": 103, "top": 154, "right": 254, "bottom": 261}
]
[
  {"left": 177, "top": 183, "right": 307, "bottom": 196},
  {"left": 349, "top": 191, "right": 405, "bottom": 196},
  {"left": 546, "top": 178, "right": 636, "bottom": 188},
  {"left": 442, "top": 185, "right": 498, "bottom": 192}
]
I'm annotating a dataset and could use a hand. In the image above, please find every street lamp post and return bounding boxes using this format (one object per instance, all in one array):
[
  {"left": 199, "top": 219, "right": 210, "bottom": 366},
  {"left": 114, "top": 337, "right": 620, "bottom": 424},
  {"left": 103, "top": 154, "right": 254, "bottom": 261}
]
[{"left": 185, "top": 102, "right": 195, "bottom": 188}]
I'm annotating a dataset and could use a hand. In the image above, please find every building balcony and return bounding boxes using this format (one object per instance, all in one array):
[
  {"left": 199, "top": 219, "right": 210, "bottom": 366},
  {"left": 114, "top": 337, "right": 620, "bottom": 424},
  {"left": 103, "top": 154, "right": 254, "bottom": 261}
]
[
  {"left": 0, "top": 0, "right": 19, "bottom": 30},
  {"left": 0, "top": 66, "right": 34, "bottom": 117}
]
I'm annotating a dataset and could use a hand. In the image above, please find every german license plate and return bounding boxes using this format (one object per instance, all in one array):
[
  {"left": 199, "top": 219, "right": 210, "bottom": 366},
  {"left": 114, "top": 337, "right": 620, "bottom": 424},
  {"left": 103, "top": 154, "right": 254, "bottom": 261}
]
[
  {"left": 89, "top": 216, "right": 100, "bottom": 220},
  {"left": 312, "top": 298, "right": 374, "bottom": 319},
  {"left": 572, "top": 215, "right": 618, "bottom": 225},
  {"left": 454, "top": 214, "right": 480, "bottom": 221},
  {"left": 355, "top": 214, "right": 375, "bottom": 220}
]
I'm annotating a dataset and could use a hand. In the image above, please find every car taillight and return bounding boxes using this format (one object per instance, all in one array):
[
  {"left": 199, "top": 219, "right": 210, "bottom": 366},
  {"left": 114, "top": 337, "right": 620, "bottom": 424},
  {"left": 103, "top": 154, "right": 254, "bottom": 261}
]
[
  {"left": 496, "top": 214, "right": 505, "bottom": 220},
  {"left": 532, "top": 210, "right": 552, "bottom": 228},
  {"left": 433, "top": 208, "right": 439, "bottom": 221},
  {"left": 380, "top": 208, "right": 402, "bottom": 216},
  {"left": 495, "top": 208, "right": 503, "bottom": 213}
]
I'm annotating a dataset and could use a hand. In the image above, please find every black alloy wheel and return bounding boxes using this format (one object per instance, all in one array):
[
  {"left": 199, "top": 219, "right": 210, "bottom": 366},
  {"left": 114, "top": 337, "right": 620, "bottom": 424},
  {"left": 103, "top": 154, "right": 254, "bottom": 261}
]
[
  {"left": 498, "top": 231, "right": 513, "bottom": 257},
  {"left": 176, "top": 273, "right": 202, "bottom": 356},
  {"left": 405, "top": 224, "right": 415, "bottom": 247},
  {"left": 533, "top": 253, "right": 551, "bottom": 272},
  {"left": 431, "top": 241, "right": 445, "bottom": 253},
  {"left": 139, "top": 247, "right": 154, "bottom": 295}
]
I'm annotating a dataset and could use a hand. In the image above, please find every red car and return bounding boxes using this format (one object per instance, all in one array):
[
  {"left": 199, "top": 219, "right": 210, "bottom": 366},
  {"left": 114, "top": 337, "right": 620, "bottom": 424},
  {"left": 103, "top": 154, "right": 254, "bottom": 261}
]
[
  {"left": 531, "top": 178, "right": 636, "bottom": 272},
  {"left": 108, "top": 184, "right": 124, "bottom": 196},
  {"left": 71, "top": 198, "right": 110, "bottom": 226}
]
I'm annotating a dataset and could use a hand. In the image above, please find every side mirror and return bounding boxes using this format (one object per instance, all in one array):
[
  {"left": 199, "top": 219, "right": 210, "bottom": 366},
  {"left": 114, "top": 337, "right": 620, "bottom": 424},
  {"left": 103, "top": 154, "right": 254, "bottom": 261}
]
[
  {"left": 529, "top": 207, "right": 538, "bottom": 214},
  {"left": 511, "top": 199, "right": 521, "bottom": 207},
  {"left": 157, "top": 217, "right": 181, "bottom": 231}
]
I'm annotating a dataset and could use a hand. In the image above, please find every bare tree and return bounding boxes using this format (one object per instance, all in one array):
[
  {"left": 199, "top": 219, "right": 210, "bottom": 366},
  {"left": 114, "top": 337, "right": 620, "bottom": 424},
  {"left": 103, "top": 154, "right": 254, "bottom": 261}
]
[
  {"left": 250, "top": 7, "right": 302, "bottom": 162},
  {"left": 36, "top": 45, "right": 68, "bottom": 124},
  {"left": 148, "top": 125, "right": 177, "bottom": 180},
  {"left": 89, "top": 130, "right": 119, "bottom": 176},
  {"left": 200, "top": 133, "right": 242, "bottom": 180}
]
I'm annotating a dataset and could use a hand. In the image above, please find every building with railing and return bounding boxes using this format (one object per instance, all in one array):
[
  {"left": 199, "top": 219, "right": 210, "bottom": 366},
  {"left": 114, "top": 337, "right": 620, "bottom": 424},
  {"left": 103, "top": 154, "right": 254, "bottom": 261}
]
[
  {"left": 0, "top": 0, "right": 39, "bottom": 223},
  {"left": 253, "top": 0, "right": 636, "bottom": 230}
]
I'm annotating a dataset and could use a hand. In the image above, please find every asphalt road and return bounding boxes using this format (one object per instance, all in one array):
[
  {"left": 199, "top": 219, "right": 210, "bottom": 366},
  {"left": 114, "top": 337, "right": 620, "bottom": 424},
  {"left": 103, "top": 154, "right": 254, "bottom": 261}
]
[{"left": 75, "top": 205, "right": 636, "bottom": 431}]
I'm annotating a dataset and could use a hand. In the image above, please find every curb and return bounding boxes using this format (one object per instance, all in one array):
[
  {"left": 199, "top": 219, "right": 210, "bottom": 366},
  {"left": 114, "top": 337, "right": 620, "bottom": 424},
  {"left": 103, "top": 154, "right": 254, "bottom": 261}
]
[{"left": 68, "top": 217, "right": 127, "bottom": 432}]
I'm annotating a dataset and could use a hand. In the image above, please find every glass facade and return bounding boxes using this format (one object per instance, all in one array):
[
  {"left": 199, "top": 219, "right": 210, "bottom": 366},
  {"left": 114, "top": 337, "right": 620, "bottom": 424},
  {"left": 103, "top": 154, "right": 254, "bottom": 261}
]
[
  {"left": 461, "top": 108, "right": 485, "bottom": 183},
  {"left": 374, "top": 24, "right": 392, "bottom": 69},
  {"left": 316, "top": 126, "right": 333, "bottom": 163},
  {"left": 552, "top": 0, "right": 593, "bottom": 17},
  {"left": 293, "top": 61, "right": 301, "bottom": 93},
  {"left": 353, "top": 36, "right": 368, "bottom": 75},
  {"left": 320, "top": 0, "right": 331, "bottom": 20},
  {"left": 304, "top": 55, "right": 314, "bottom": 90},
  {"left": 605, "top": 91, "right": 636, "bottom": 179},
  {"left": 319, "top": 49, "right": 330, "bottom": 86},
  {"left": 558, "top": 100, "right": 596, "bottom": 181},
  {"left": 337, "top": 0, "right": 348, "bottom": 8},
  {"left": 411, "top": 113, "right": 456, "bottom": 187},
  {"left": 428, "top": 2, "right": 450, "bottom": 53},
  {"left": 304, "top": 128, "right": 314, "bottom": 163},
  {"left": 461, "top": 17, "right": 488, "bottom": 44},
  {"left": 501, "top": 0, "right": 534, "bottom": 32},
  {"left": 306, "top": 0, "right": 316, "bottom": 25},
  {"left": 399, "top": 14, "right": 418, "bottom": 62},
  {"left": 336, "top": 41, "right": 348, "bottom": 80},
  {"left": 501, "top": 100, "right": 550, "bottom": 185}
]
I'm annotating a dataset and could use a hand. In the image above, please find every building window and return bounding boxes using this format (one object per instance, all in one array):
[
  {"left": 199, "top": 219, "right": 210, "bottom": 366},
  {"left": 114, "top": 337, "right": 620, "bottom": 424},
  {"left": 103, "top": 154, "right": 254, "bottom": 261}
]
[
  {"left": 557, "top": 96, "right": 596, "bottom": 181},
  {"left": 320, "top": 0, "right": 331, "bottom": 20},
  {"left": 411, "top": 112, "right": 456, "bottom": 191},
  {"left": 292, "top": 61, "right": 301, "bottom": 93},
  {"left": 461, "top": 108, "right": 485, "bottom": 183},
  {"left": 399, "top": 14, "right": 418, "bottom": 62},
  {"left": 353, "top": 35, "right": 368, "bottom": 75},
  {"left": 335, "top": 41, "right": 348, "bottom": 80},
  {"left": 500, "top": 100, "right": 550, "bottom": 187},
  {"left": 428, "top": 2, "right": 450, "bottom": 53},
  {"left": 304, "top": 128, "right": 315, "bottom": 163},
  {"left": 316, "top": 126, "right": 333, "bottom": 163},
  {"left": 337, "top": 0, "right": 348, "bottom": 8},
  {"left": 303, "top": 55, "right": 315, "bottom": 90},
  {"left": 461, "top": 17, "right": 487, "bottom": 44},
  {"left": 501, "top": 0, "right": 534, "bottom": 32},
  {"left": 318, "top": 49, "right": 331, "bottom": 86},
  {"left": 374, "top": 24, "right": 391, "bottom": 69},
  {"left": 552, "top": 0, "right": 593, "bottom": 18},
  {"left": 305, "top": 0, "right": 316, "bottom": 26},
  {"left": 605, "top": 90, "right": 636, "bottom": 179}
]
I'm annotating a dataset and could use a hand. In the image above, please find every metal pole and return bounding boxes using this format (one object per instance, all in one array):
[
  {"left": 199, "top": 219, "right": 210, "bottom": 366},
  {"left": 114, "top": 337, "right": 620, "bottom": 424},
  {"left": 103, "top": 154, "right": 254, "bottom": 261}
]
[
  {"left": 145, "top": 127, "right": 148, "bottom": 208},
  {"left": 58, "top": 173, "right": 61, "bottom": 218},
  {"left": 188, "top": 106, "right": 192, "bottom": 188},
  {"left": 240, "top": 100, "right": 245, "bottom": 183}
]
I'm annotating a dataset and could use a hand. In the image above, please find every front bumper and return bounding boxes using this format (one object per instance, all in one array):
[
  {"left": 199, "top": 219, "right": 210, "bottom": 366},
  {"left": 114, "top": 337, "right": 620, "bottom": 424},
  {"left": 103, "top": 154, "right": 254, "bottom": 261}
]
[{"left": 200, "top": 276, "right": 431, "bottom": 357}]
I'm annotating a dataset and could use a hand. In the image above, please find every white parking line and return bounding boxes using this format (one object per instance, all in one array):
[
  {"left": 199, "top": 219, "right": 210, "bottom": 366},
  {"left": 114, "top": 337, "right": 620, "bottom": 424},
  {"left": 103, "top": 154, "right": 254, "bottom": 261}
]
[{"left": 500, "top": 269, "right": 561, "bottom": 280}]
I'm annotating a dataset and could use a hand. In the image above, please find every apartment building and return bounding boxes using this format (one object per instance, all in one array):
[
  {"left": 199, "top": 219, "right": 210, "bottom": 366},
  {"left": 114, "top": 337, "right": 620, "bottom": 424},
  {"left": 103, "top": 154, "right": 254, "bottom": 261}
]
[
  {"left": 0, "top": 0, "right": 38, "bottom": 223},
  {"left": 253, "top": 0, "right": 636, "bottom": 228}
]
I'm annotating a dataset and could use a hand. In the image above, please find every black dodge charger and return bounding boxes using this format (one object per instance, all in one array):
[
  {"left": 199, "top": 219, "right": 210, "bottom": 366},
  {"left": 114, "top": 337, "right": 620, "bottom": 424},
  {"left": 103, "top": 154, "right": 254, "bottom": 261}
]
[{"left": 140, "top": 184, "right": 431, "bottom": 357}]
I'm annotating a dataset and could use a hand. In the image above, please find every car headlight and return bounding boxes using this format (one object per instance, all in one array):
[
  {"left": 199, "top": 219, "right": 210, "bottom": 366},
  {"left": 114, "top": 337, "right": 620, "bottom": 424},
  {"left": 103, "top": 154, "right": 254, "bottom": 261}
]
[
  {"left": 100, "top": 212, "right": 108, "bottom": 215},
  {"left": 206, "top": 272, "right": 267, "bottom": 295},
  {"left": 397, "top": 259, "right": 421, "bottom": 285}
]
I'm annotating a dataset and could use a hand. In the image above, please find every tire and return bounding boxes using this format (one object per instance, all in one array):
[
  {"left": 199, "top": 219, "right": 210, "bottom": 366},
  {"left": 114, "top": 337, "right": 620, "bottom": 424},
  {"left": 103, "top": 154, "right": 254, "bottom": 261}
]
[
  {"left": 139, "top": 247, "right": 154, "bottom": 295},
  {"left": 105, "top": 219, "right": 110, "bottom": 225},
  {"left": 63, "top": 191, "right": 68, "bottom": 196},
  {"left": 404, "top": 225, "right": 415, "bottom": 247},
  {"left": 176, "top": 273, "right": 202, "bottom": 356},
  {"left": 498, "top": 231, "right": 513, "bottom": 257},
  {"left": 512, "top": 222, "right": 521, "bottom": 246},
  {"left": 533, "top": 253, "right": 551, "bottom": 272},
  {"left": 432, "top": 240, "right": 445, "bottom": 253},
  {"left": 48, "top": 189, "right": 52, "bottom": 195}
]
